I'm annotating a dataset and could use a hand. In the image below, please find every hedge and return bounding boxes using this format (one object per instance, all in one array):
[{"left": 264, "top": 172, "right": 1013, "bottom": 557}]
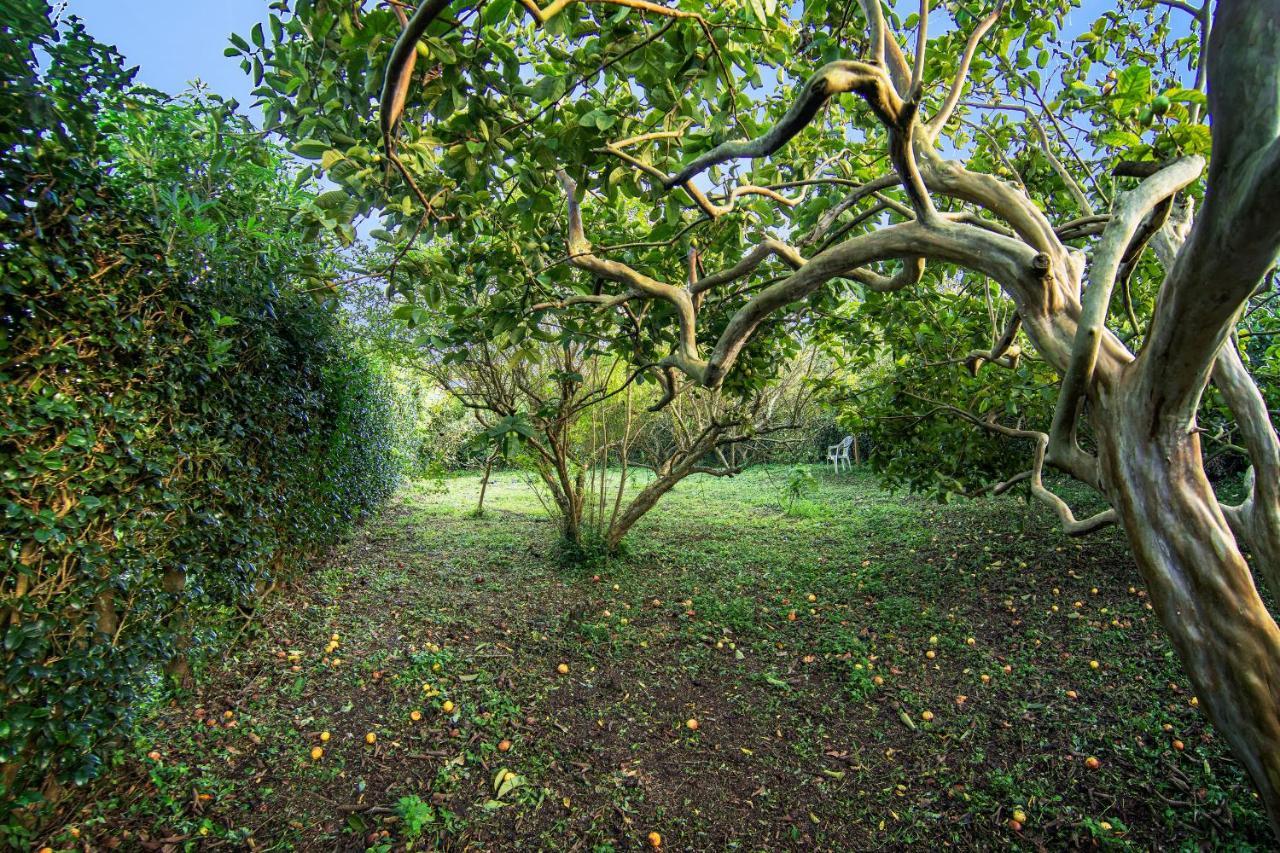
[{"left": 0, "top": 3, "right": 398, "bottom": 824}]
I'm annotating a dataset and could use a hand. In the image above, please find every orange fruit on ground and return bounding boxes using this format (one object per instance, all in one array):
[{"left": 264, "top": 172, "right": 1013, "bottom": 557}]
[
  {"left": 787, "top": 610, "right": 797, "bottom": 622},
  {"left": 410, "top": 710, "right": 422, "bottom": 722},
  {"left": 365, "top": 732, "right": 377, "bottom": 745},
  {"left": 806, "top": 593, "right": 816, "bottom": 603},
  {"left": 966, "top": 637, "right": 976, "bottom": 646},
  {"left": 1012, "top": 808, "right": 1027, "bottom": 824},
  {"left": 1065, "top": 690, "right": 1078, "bottom": 700},
  {"left": 1008, "top": 818, "right": 1022, "bottom": 832},
  {"left": 686, "top": 718, "right": 699, "bottom": 731},
  {"left": 921, "top": 710, "right": 934, "bottom": 721},
  {"left": 1084, "top": 756, "right": 1101, "bottom": 770},
  {"left": 1172, "top": 739, "right": 1185, "bottom": 751},
  {"left": 925, "top": 650, "right": 936, "bottom": 659},
  {"left": 223, "top": 710, "right": 234, "bottom": 720},
  {"left": 310, "top": 746, "right": 323, "bottom": 760},
  {"left": 872, "top": 675, "right": 885, "bottom": 686},
  {"left": 557, "top": 663, "right": 570, "bottom": 675},
  {"left": 1002, "top": 665, "right": 1012, "bottom": 674},
  {"left": 647, "top": 831, "right": 662, "bottom": 848},
  {"left": 442, "top": 700, "right": 455, "bottom": 713},
  {"left": 498, "top": 739, "right": 512, "bottom": 752},
  {"left": 320, "top": 731, "right": 331, "bottom": 742},
  {"left": 980, "top": 673, "right": 991, "bottom": 684}
]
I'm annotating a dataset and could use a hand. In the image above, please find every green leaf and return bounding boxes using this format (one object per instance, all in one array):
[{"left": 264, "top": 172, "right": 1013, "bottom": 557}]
[
  {"left": 290, "top": 139, "right": 330, "bottom": 160},
  {"left": 1098, "top": 129, "right": 1141, "bottom": 149}
]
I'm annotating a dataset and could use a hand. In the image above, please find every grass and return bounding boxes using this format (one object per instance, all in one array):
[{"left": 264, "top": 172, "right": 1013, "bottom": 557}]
[{"left": 40, "top": 465, "right": 1274, "bottom": 850}]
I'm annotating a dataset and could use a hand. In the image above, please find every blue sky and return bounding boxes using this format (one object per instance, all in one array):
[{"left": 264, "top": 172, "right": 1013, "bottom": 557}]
[{"left": 63, "top": 0, "right": 266, "bottom": 107}]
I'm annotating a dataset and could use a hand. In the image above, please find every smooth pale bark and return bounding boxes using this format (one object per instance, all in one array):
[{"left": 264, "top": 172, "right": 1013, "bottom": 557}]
[
  {"left": 1097, "top": 390, "right": 1280, "bottom": 834},
  {"left": 1215, "top": 345, "right": 1280, "bottom": 605}
]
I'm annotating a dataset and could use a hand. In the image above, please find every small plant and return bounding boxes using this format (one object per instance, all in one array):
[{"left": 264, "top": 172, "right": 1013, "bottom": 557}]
[
  {"left": 394, "top": 794, "right": 435, "bottom": 842},
  {"left": 782, "top": 465, "right": 819, "bottom": 515}
]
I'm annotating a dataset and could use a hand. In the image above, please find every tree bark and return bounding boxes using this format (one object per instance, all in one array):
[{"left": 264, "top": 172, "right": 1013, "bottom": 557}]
[
  {"left": 476, "top": 452, "right": 496, "bottom": 515},
  {"left": 605, "top": 428, "right": 722, "bottom": 550},
  {"left": 1098, "top": 392, "right": 1280, "bottom": 835}
]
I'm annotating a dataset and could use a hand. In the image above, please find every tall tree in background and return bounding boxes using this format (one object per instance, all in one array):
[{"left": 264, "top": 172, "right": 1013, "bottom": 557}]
[{"left": 242, "top": 0, "right": 1280, "bottom": 829}]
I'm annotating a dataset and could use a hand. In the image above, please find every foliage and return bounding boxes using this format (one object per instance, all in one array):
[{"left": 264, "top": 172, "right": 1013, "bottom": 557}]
[
  {"left": 394, "top": 794, "right": 436, "bottom": 841},
  {"left": 783, "top": 464, "right": 818, "bottom": 513},
  {"left": 232, "top": 0, "right": 1255, "bottom": 501},
  {"left": 818, "top": 275, "right": 1061, "bottom": 498},
  {"left": 0, "top": 3, "right": 397, "bottom": 827}
]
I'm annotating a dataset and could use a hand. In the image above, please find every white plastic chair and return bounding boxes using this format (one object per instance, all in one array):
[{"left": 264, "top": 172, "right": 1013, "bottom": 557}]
[{"left": 827, "top": 435, "right": 853, "bottom": 473}]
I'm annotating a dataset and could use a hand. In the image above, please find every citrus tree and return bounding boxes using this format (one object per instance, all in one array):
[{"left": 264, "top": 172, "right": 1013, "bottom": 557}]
[{"left": 241, "top": 0, "right": 1280, "bottom": 829}]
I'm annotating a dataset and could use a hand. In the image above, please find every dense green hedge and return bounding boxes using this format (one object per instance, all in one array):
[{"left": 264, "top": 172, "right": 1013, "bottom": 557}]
[{"left": 0, "top": 4, "right": 397, "bottom": 824}]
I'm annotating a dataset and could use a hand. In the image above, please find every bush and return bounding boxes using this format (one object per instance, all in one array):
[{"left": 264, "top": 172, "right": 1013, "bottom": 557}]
[{"left": 0, "top": 5, "right": 397, "bottom": 827}]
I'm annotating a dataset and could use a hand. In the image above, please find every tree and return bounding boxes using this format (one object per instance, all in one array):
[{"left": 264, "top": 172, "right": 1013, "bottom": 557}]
[
  {"left": 379, "top": 293, "right": 815, "bottom": 551},
  {"left": 242, "top": 0, "right": 1280, "bottom": 830}
]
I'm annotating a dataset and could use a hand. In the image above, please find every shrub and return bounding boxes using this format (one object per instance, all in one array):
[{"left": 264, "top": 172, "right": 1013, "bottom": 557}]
[{"left": 0, "top": 4, "right": 397, "bottom": 826}]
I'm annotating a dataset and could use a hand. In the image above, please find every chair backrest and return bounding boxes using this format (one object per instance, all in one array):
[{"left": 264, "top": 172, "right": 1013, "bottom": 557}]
[{"left": 839, "top": 435, "right": 854, "bottom": 451}]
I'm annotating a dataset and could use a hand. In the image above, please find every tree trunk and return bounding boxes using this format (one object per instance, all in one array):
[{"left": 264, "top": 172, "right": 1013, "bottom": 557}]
[
  {"left": 1099, "top": 396, "right": 1280, "bottom": 835},
  {"left": 605, "top": 429, "right": 722, "bottom": 551},
  {"left": 606, "top": 467, "right": 680, "bottom": 551},
  {"left": 476, "top": 452, "right": 495, "bottom": 515},
  {"left": 162, "top": 567, "right": 193, "bottom": 689}
]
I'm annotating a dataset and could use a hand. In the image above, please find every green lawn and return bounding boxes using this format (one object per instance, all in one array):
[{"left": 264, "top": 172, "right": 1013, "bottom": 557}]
[{"left": 49, "top": 466, "right": 1272, "bottom": 850}]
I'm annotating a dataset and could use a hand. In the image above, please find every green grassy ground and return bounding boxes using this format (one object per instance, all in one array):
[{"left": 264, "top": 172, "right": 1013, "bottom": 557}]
[{"left": 45, "top": 466, "right": 1273, "bottom": 850}]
